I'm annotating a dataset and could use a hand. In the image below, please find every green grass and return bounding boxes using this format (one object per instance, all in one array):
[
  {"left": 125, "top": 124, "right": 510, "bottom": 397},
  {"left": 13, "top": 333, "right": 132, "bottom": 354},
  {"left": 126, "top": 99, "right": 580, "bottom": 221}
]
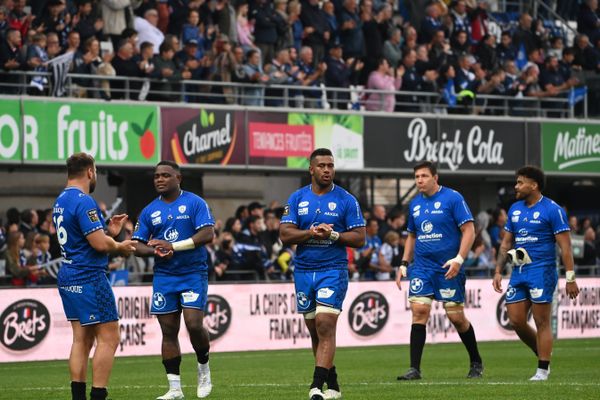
[{"left": 1, "top": 339, "right": 599, "bottom": 399}]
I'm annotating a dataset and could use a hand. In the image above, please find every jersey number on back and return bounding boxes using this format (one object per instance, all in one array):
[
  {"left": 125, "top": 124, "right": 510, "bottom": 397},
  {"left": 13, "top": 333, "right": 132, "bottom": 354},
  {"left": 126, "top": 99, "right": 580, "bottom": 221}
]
[{"left": 53, "top": 215, "right": 68, "bottom": 258}]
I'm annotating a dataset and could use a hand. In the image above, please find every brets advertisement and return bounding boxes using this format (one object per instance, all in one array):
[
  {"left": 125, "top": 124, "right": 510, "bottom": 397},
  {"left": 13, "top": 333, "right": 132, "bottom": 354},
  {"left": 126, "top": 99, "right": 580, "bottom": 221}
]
[{"left": 161, "top": 107, "right": 245, "bottom": 165}]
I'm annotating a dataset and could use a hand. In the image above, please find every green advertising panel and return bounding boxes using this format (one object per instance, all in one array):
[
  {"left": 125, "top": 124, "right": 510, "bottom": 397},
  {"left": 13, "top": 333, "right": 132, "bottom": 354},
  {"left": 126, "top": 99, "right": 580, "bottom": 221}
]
[
  {"left": 287, "top": 113, "right": 363, "bottom": 169},
  {"left": 0, "top": 99, "right": 22, "bottom": 162},
  {"left": 542, "top": 122, "right": 600, "bottom": 174},
  {"left": 22, "top": 100, "right": 160, "bottom": 165}
]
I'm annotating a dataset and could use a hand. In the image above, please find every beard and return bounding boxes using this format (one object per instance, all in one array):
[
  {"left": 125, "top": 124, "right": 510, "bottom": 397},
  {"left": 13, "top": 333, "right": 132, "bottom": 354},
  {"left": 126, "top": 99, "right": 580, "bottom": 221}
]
[{"left": 89, "top": 179, "right": 96, "bottom": 193}]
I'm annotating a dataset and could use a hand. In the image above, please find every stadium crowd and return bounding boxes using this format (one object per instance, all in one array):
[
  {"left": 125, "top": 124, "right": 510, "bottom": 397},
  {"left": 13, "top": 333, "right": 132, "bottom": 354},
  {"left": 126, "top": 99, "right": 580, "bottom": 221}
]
[
  {"left": 0, "top": 0, "right": 597, "bottom": 112},
  {"left": 1, "top": 200, "right": 599, "bottom": 286}
]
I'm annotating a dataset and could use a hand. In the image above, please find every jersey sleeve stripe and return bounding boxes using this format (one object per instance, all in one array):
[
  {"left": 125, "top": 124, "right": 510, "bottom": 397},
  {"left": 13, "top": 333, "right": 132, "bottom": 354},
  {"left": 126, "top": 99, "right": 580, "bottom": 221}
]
[
  {"left": 132, "top": 235, "right": 148, "bottom": 242},
  {"left": 347, "top": 223, "right": 366, "bottom": 229},
  {"left": 280, "top": 220, "right": 298, "bottom": 225},
  {"left": 195, "top": 222, "right": 215, "bottom": 230},
  {"left": 457, "top": 217, "right": 474, "bottom": 227},
  {"left": 554, "top": 227, "right": 570, "bottom": 234},
  {"left": 82, "top": 225, "right": 104, "bottom": 236}
]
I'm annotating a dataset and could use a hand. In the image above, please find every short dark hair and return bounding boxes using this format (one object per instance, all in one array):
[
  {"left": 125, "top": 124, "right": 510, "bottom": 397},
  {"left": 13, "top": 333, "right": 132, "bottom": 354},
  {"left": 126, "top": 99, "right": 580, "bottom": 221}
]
[
  {"left": 247, "top": 215, "right": 262, "bottom": 225},
  {"left": 67, "top": 152, "right": 95, "bottom": 179},
  {"left": 159, "top": 41, "right": 174, "bottom": 54},
  {"left": 121, "top": 28, "right": 138, "bottom": 39},
  {"left": 156, "top": 160, "right": 180, "bottom": 172},
  {"left": 20, "top": 209, "right": 34, "bottom": 224},
  {"left": 386, "top": 208, "right": 404, "bottom": 222},
  {"left": 246, "top": 49, "right": 259, "bottom": 59},
  {"left": 563, "top": 47, "right": 575, "bottom": 57},
  {"left": 516, "top": 165, "right": 545, "bottom": 191},
  {"left": 366, "top": 218, "right": 378, "bottom": 227},
  {"left": 309, "top": 148, "right": 333, "bottom": 162},
  {"left": 140, "top": 41, "right": 154, "bottom": 52},
  {"left": 413, "top": 161, "right": 437, "bottom": 176}
]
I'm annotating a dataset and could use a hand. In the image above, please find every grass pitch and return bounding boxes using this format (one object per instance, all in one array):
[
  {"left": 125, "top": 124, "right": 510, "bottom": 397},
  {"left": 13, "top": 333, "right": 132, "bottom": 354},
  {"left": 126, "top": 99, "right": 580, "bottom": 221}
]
[{"left": 1, "top": 339, "right": 599, "bottom": 399}]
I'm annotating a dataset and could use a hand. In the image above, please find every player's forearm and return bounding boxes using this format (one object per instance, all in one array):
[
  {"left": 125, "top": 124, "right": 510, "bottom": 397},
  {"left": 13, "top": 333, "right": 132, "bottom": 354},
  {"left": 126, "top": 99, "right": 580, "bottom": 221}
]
[
  {"left": 192, "top": 227, "right": 215, "bottom": 247},
  {"left": 458, "top": 223, "right": 475, "bottom": 260},
  {"left": 279, "top": 224, "right": 312, "bottom": 245},
  {"left": 559, "top": 244, "right": 575, "bottom": 273},
  {"left": 133, "top": 241, "right": 155, "bottom": 257},
  {"left": 338, "top": 229, "right": 365, "bottom": 248},
  {"left": 402, "top": 235, "right": 415, "bottom": 263},
  {"left": 495, "top": 244, "right": 510, "bottom": 274}
]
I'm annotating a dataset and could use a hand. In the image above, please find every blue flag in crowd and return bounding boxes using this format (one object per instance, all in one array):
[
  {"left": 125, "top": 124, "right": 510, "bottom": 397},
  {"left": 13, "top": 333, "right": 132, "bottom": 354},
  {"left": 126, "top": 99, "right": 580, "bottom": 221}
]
[
  {"left": 569, "top": 86, "right": 587, "bottom": 107},
  {"left": 516, "top": 43, "right": 527, "bottom": 70},
  {"left": 443, "top": 78, "right": 457, "bottom": 106}
]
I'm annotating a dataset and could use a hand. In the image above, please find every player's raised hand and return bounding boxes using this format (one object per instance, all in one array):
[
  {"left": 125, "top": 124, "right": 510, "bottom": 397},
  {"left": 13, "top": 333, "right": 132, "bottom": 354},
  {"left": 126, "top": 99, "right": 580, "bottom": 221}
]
[
  {"left": 154, "top": 246, "right": 174, "bottom": 259},
  {"left": 107, "top": 214, "right": 129, "bottom": 237},
  {"left": 118, "top": 239, "right": 137, "bottom": 256},
  {"left": 566, "top": 281, "right": 580, "bottom": 300},
  {"left": 492, "top": 272, "right": 503, "bottom": 293},
  {"left": 148, "top": 239, "right": 174, "bottom": 251}
]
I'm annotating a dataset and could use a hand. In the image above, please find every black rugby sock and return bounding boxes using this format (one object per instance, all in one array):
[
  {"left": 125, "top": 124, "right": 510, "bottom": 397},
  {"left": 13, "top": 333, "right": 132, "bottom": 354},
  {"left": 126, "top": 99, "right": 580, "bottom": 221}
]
[
  {"left": 410, "top": 323, "right": 426, "bottom": 370},
  {"left": 90, "top": 386, "right": 107, "bottom": 400},
  {"left": 162, "top": 356, "right": 182, "bottom": 375},
  {"left": 71, "top": 381, "right": 86, "bottom": 400},
  {"left": 458, "top": 324, "right": 482, "bottom": 364},
  {"left": 310, "top": 366, "right": 329, "bottom": 391},
  {"left": 327, "top": 365, "right": 340, "bottom": 392}
]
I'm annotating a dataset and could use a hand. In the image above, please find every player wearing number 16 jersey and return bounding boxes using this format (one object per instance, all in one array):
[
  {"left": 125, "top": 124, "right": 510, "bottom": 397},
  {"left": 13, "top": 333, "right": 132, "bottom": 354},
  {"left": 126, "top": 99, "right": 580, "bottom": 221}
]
[{"left": 53, "top": 153, "right": 136, "bottom": 400}]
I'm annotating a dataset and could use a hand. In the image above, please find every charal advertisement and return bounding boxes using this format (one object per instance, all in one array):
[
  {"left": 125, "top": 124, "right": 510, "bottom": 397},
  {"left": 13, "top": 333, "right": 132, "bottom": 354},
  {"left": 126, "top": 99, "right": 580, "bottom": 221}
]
[
  {"left": 161, "top": 107, "right": 245, "bottom": 165},
  {"left": 247, "top": 112, "right": 363, "bottom": 170},
  {"left": 364, "top": 117, "right": 524, "bottom": 172},
  {"left": 542, "top": 122, "right": 600, "bottom": 174},
  {"left": 0, "top": 99, "right": 21, "bottom": 163},
  {"left": 21, "top": 100, "right": 160, "bottom": 165}
]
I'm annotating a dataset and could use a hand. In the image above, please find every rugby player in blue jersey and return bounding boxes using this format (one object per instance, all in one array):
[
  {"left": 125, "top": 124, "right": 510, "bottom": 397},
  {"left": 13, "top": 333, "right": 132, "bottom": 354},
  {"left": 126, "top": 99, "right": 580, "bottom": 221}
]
[
  {"left": 132, "top": 161, "right": 215, "bottom": 399},
  {"left": 493, "top": 166, "right": 579, "bottom": 381},
  {"left": 396, "top": 161, "right": 483, "bottom": 380},
  {"left": 280, "top": 148, "right": 366, "bottom": 400},
  {"left": 53, "top": 153, "right": 136, "bottom": 400}
]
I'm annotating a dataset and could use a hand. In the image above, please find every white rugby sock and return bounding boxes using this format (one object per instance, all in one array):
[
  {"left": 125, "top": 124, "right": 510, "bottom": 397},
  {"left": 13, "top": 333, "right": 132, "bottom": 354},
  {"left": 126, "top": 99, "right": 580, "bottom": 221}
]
[{"left": 167, "top": 374, "right": 181, "bottom": 390}]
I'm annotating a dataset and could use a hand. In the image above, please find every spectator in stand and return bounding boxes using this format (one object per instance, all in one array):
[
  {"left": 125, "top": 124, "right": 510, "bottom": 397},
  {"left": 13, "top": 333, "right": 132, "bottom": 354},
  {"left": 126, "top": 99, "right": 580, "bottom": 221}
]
[
  {"left": 26, "top": 32, "right": 48, "bottom": 94},
  {"left": 497, "top": 31, "right": 517, "bottom": 65},
  {"left": 34, "top": 0, "right": 69, "bottom": 44},
  {"left": 149, "top": 41, "right": 190, "bottom": 101},
  {"left": 559, "top": 47, "right": 579, "bottom": 81},
  {"left": 360, "top": 0, "right": 384, "bottom": 80},
  {"left": 338, "top": 0, "right": 364, "bottom": 59},
  {"left": 512, "top": 13, "right": 537, "bottom": 55},
  {"left": 488, "top": 208, "right": 507, "bottom": 250},
  {"left": 383, "top": 27, "right": 402, "bottom": 68},
  {"left": 232, "top": 215, "right": 272, "bottom": 280},
  {"left": 577, "top": 227, "right": 597, "bottom": 272},
  {"left": 64, "top": 30, "right": 80, "bottom": 54},
  {"left": 111, "top": 40, "right": 141, "bottom": 99},
  {"left": 45, "top": 31, "right": 61, "bottom": 58},
  {"left": 296, "top": 45, "right": 327, "bottom": 108},
  {"left": 72, "top": 0, "right": 103, "bottom": 43},
  {"left": 419, "top": 3, "right": 442, "bottom": 45},
  {"left": 358, "top": 218, "right": 381, "bottom": 280},
  {"left": 4, "top": 231, "right": 38, "bottom": 286},
  {"left": 101, "top": 0, "right": 138, "bottom": 48},
  {"left": 403, "top": 25, "right": 418, "bottom": 54},
  {"left": 300, "top": 0, "right": 330, "bottom": 67},
  {"left": 379, "top": 208, "right": 406, "bottom": 240},
  {"left": 476, "top": 33, "right": 497, "bottom": 71},
  {"left": 0, "top": 28, "right": 24, "bottom": 94},
  {"left": 236, "top": 2, "right": 256, "bottom": 54},
  {"left": 573, "top": 34, "right": 600, "bottom": 71},
  {"left": 428, "top": 29, "right": 450, "bottom": 67},
  {"left": 212, "top": 38, "right": 244, "bottom": 104},
  {"left": 288, "top": 0, "right": 303, "bottom": 52},
  {"left": 262, "top": 208, "right": 282, "bottom": 260},
  {"left": 135, "top": 9, "right": 163, "bottom": 54},
  {"left": 9, "top": 0, "right": 34, "bottom": 39},
  {"left": 273, "top": 0, "right": 291, "bottom": 51},
  {"left": 0, "top": 7, "right": 9, "bottom": 39},
  {"left": 455, "top": 53, "right": 476, "bottom": 91},
  {"left": 215, "top": 0, "right": 237, "bottom": 48},
  {"left": 469, "top": 0, "right": 489, "bottom": 43},
  {"left": 120, "top": 28, "right": 139, "bottom": 56},
  {"left": 450, "top": 0, "right": 471, "bottom": 40},
  {"left": 450, "top": 30, "right": 470, "bottom": 61},
  {"left": 547, "top": 36, "right": 564, "bottom": 60},
  {"left": 241, "top": 48, "right": 270, "bottom": 106},
  {"left": 253, "top": 0, "right": 278, "bottom": 66},
  {"left": 324, "top": 42, "right": 363, "bottom": 109},
  {"left": 577, "top": 0, "right": 600, "bottom": 45},
  {"left": 265, "top": 47, "right": 294, "bottom": 107},
  {"left": 19, "top": 208, "right": 38, "bottom": 236},
  {"left": 322, "top": 1, "right": 338, "bottom": 48},
  {"left": 569, "top": 215, "right": 579, "bottom": 232},
  {"left": 378, "top": 230, "right": 399, "bottom": 281},
  {"left": 175, "top": 38, "right": 203, "bottom": 80},
  {"left": 540, "top": 55, "right": 578, "bottom": 94}
]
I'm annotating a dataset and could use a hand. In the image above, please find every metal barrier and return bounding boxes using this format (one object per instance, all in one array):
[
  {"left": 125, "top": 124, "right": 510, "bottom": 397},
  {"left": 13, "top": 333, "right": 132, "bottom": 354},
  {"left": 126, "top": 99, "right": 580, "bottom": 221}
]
[{"left": 0, "top": 70, "right": 585, "bottom": 118}]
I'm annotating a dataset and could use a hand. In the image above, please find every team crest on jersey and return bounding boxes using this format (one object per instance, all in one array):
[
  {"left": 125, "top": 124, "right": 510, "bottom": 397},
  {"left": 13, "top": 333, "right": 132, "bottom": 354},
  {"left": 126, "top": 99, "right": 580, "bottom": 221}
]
[
  {"left": 178, "top": 205, "right": 186, "bottom": 213},
  {"left": 87, "top": 209, "right": 99, "bottom": 223},
  {"left": 533, "top": 211, "right": 540, "bottom": 219},
  {"left": 328, "top": 202, "right": 337, "bottom": 211},
  {"left": 283, "top": 204, "right": 290, "bottom": 216},
  {"left": 151, "top": 210, "right": 161, "bottom": 218},
  {"left": 434, "top": 202, "right": 441, "bottom": 209}
]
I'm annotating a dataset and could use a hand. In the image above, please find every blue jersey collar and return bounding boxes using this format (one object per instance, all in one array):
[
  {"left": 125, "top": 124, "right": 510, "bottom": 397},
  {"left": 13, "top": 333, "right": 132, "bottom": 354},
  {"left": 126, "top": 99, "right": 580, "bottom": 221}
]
[{"left": 310, "top": 183, "right": 335, "bottom": 196}]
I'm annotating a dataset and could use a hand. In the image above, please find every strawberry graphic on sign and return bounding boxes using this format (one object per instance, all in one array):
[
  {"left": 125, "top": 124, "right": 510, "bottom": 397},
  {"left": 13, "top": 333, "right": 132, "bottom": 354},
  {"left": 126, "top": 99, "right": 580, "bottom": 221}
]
[{"left": 131, "top": 113, "right": 156, "bottom": 159}]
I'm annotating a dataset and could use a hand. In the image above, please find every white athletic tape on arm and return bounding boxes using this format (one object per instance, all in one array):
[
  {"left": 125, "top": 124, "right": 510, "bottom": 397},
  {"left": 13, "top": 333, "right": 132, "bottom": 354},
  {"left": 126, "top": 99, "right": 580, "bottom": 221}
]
[
  {"left": 399, "top": 266, "right": 407, "bottom": 277},
  {"left": 566, "top": 270, "right": 576, "bottom": 283},
  {"left": 172, "top": 238, "right": 195, "bottom": 251},
  {"left": 446, "top": 254, "right": 464, "bottom": 266}
]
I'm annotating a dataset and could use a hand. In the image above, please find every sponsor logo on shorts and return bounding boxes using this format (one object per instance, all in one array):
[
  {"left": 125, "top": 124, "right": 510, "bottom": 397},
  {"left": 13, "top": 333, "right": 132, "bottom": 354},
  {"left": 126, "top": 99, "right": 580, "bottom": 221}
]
[
  {"left": 530, "top": 288, "right": 544, "bottom": 299},
  {"left": 182, "top": 290, "right": 200, "bottom": 304},
  {"left": 0, "top": 299, "right": 50, "bottom": 351},
  {"left": 410, "top": 278, "right": 424, "bottom": 293},
  {"left": 60, "top": 285, "right": 83, "bottom": 294},
  {"left": 298, "top": 207, "right": 308, "bottom": 215},
  {"left": 348, "top": 291, "right": 389, "bottom": 336},
  {"left": 317, "top": 288, "right": 335, "bottom": 299},
  {"left": 506, "top": 286, "right": 516, "bottom": 300},
  {"left": 153, "top": 292, "right": 166, "bottom": 310},
  {"left": 151, "top": 210, "right": 161, "bottom": 218},
  {"left": 439, "top": 288, "right": 456, "bottom": 299},
  {"left": 296, "top": 291, "right": 310, "bottom": 310},
  {"left": 299, "top": 201, "right": 309, "bottom": 207},
  {"left": 204, "top": 295, "right": 231, "bottom": 340}
]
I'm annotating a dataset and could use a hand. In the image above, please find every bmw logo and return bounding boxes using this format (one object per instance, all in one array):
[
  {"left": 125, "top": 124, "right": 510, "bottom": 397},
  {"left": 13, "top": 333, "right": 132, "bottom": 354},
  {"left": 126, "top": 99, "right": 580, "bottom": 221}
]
[
  {"left": 153, "top": 292, "right": 166, "bottom": 310},
  {"left": 506, "top": 286, "right": 516, "bottom": 300},
  {"left": 297, "top": 292, "right": 310, "bottom": 310},
  {"left": 410, "top": 278, "right": 424, "bottom": 293}
]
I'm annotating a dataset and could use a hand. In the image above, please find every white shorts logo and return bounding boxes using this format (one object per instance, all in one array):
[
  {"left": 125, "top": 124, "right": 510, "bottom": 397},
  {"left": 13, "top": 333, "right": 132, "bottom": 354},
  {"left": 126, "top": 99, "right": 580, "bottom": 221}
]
[
  {"left": 530, "top": 288, "right": 544, "bottom": 299},
  {"left": 506, "top": 286, "right": 517, "bottom": 300},
  {"left": 182, "top": 290, "right": 200, "bottom": 303},
  {"left": 317, "top": 288, "right": 335, "bottom": 299},
  {"left": 439, "top": 288, "right": 456, "bottom": 299},
  {"left": 153, "top": 292, "right": 166, "bottom": 310},
  {"left": 410, "top": 278, "right": 424, "bottom": 293},
  {"left": 297, "top": 292, "right": 309, "bottom": 310}
]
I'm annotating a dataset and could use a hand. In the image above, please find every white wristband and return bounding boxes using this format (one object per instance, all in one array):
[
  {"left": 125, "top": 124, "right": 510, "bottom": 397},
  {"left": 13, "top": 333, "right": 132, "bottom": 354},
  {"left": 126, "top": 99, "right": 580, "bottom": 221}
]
[
  {"left": 566, "top": 270, "right": 576, "bottom": 283},
  {"left": 399, "top": 265, "right": 407, "bottom": 277},
  {"left": 329, "top": 231, "right": 340, "bottom": 241},
  {"left": 172, "top": 238, "right": 195, "bottom": 251},
  {"left": 448, "top": 254, "right": 464, "bottom": 266}
]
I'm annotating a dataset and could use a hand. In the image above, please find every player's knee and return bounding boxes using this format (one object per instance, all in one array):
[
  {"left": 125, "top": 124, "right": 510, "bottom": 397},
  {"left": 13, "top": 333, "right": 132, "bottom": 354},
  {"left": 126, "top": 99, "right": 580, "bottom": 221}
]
[
  {"left": 532, "top": 312, "right": 550, "bottom": 328},
  {"left": 507, "top": 313, "right": 528, "bottom": 329}
]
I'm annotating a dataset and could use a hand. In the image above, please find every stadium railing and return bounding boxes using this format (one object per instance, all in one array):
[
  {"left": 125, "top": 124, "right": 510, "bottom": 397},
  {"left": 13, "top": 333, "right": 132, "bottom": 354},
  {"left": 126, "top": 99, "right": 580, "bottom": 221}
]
[{"left": 0, "top": 70, "right": 585, "bottom": 119}]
